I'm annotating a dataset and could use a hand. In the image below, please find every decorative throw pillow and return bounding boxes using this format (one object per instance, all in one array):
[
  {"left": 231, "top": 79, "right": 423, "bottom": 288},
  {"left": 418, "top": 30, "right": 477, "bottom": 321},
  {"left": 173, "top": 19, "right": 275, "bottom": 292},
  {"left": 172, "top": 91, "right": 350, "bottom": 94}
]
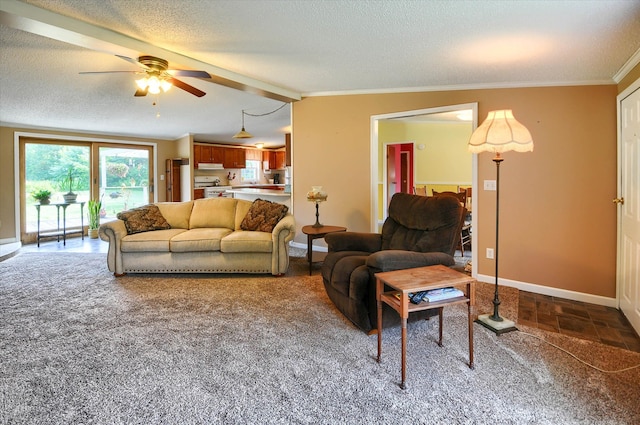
[
  {"left": 117, "top": 204, "right": 171, "bottom": 234},
  {"left": 240, "top": 199, "right": 288, "bottom": 233}
]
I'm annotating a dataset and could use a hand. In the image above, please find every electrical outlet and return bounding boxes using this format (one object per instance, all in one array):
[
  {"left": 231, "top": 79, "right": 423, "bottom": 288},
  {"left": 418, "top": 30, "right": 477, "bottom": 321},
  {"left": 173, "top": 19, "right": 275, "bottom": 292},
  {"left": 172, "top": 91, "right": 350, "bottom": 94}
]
[
  {"left": 160, "top": 174, "right": 165, "bottom": 181},
  {"left": 484, "top": 180, "right": 497, "bottom": 191},
  {"left": 486, "top": 248, "right": 494, "bottom": 259}
]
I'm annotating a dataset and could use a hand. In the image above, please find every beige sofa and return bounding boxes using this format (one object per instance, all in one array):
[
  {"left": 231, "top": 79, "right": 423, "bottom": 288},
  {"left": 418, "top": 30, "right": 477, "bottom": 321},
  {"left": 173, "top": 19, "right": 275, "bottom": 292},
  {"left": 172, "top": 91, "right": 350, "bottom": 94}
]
[{"left": 99, "top": 197, "right": 296, "bottom": 276}]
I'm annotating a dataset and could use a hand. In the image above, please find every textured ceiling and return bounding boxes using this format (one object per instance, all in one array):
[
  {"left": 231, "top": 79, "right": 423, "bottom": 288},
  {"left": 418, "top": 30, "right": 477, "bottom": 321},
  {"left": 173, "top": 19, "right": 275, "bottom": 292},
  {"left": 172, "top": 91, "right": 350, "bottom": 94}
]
[{"left": 1, "top": 0, "right": 639, "bottom": 146}]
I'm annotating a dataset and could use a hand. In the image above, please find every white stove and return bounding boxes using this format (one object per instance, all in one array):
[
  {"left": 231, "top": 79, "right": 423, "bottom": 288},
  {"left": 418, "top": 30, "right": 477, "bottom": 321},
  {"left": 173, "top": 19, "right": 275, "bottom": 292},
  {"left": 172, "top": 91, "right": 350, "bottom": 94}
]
[{"left": 194, "top": 176, "right": 233, "bottom": 198}]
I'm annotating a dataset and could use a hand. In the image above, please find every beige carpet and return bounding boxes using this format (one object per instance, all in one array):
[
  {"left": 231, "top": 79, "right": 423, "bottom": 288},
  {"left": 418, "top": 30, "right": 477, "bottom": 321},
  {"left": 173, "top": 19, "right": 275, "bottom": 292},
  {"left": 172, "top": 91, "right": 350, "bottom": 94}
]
[{"left": 1, "top": 252, "right": 639, "bottom": 424}]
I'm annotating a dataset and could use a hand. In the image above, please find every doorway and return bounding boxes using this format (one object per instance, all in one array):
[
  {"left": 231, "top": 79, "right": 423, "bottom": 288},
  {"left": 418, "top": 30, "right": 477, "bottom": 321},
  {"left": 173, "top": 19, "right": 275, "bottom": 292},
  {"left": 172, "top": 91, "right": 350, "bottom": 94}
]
[
  {"left": 385, "top": 142, "right": 414, "bottom": 202},
  {"left": 371, "top": 103, "right": 478, "bottom": 272},
  {"left": 617, "top": 79, "right": 640, "bottom": 335}
]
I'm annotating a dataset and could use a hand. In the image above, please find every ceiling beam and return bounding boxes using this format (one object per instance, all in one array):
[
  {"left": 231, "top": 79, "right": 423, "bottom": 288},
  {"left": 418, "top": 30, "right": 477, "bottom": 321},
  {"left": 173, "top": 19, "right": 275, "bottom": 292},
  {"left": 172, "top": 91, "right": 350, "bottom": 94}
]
[{"left": 0, "top": 0, "right": 301, "bottom": 103}]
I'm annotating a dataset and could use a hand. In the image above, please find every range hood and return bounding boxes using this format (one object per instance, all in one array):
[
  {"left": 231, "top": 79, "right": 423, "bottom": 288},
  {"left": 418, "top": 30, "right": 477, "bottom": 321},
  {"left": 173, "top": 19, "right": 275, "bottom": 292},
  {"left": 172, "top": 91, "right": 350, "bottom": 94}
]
[{"left": 198, "top": 163, "right": 224, "bottom": 170}]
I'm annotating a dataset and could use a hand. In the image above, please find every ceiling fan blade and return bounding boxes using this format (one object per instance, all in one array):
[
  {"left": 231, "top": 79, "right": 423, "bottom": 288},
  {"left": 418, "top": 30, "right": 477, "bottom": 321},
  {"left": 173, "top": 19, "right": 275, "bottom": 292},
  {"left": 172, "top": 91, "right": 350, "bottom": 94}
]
[
  {"left": 116, "top": 55, "right": 150, "bottom": 70},
  {"left": 167, "top": 70, "right": 211, "bottom": 78},
  {"left": 134, "top": 87, "right": 148, "bottom": 97},
  {"left": 79, "top": 71, "right": 139, "bottom": 75},
  {"left": 168, "top": 77, "right": 206, "bottom": 97}
]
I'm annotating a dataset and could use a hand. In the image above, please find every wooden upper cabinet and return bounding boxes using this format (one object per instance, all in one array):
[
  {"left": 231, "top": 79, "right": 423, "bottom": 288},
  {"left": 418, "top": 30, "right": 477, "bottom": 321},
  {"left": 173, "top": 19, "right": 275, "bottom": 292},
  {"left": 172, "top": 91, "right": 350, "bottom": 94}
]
[
  {"left": 194, "top": 144, "right": 234, "bottom": 168},
  {"left": 223, "top": 147, "right": 246, "bottom": 168},
  {"left": 274, "top": 151, "right": 286, "bottom": 170},
  {"left": 211, "top": 146, "right": 225, "bottom": 163},
  {"left": 263, "top": 150, "right": 286, "bottom": 170},
  {"left": 195, "top": 144, "right": 247, "bottom": 169}
]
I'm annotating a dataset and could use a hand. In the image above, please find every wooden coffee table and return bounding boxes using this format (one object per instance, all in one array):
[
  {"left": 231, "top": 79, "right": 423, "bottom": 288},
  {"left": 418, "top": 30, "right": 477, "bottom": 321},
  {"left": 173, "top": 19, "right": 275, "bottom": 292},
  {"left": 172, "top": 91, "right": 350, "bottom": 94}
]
[
  {"left": 301, "top": 225, "right": 347, "bottom": 275},
  {"left": 375, "top": 264, "right": 476, "bottom": 389}
]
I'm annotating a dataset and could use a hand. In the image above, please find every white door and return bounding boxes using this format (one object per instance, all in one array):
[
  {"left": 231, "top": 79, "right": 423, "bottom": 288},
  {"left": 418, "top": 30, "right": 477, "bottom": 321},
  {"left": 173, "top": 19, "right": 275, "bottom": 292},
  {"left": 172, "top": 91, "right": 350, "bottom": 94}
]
[{"left": 618, "top": 83, "right": 640, "bottom": 335}]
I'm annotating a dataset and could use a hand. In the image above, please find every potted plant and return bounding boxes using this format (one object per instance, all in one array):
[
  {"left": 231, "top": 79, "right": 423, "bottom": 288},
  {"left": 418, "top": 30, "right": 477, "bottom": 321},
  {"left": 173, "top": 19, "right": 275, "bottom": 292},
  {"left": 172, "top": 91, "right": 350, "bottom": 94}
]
[
  {"left": 60, "top": 167, "right": 78, "bottom": 203},
  {"left": 31, "top": 188, "right": 52, "bottom": 205},
  {"left": 87, "top": 195, "right": 103, "bottom": 238}
]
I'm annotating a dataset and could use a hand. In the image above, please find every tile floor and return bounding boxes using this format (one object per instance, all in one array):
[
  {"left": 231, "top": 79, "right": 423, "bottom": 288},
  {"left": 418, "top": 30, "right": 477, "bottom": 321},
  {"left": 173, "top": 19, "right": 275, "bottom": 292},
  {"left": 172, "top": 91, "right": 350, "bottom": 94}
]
[
  {"left": 518, "top": 291, "right": 640, "bottom": 353},
  {"left": 9, "top": 237, "right": 640, "bottom": 353}
]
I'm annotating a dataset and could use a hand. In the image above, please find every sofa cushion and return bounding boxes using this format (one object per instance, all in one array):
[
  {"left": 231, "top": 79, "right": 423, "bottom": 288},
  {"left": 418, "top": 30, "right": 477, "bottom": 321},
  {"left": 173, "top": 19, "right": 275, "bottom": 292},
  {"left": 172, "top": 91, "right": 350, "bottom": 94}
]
[
  {"left": 240, "top": 199, "right": 288, "bottom": 233},
  {"left": 189, "top": 198, "right": 237, "bottom": 230},
  {"left": 169, "top": 228, "right": 233, "bottom": 252},
  {"left": 117, "top": 204, "right": 171, "bottom": 235},
  {"left": 120, "top": 229, "right": 187, "bottom": 252},
  {"left": 220, "top": 231, "right": 273, "bottom": 253},
  {"left": 156, "top": 201, "right": 194, "bottom": 229}
]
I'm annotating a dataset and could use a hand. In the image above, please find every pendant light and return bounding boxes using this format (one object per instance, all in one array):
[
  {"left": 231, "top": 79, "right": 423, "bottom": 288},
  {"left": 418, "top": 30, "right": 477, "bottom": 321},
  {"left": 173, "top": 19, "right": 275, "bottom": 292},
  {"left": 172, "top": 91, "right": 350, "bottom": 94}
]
[{"left": 233, "top": 110, "right": 253, "bottom": 139}]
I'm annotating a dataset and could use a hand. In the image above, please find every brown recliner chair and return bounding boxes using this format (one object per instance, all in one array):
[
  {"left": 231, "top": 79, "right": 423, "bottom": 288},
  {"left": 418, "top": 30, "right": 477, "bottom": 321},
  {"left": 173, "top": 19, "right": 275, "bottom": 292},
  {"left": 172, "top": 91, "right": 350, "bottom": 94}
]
[{"left": 321, "top": 192, "right": 465, "bottom": 333}]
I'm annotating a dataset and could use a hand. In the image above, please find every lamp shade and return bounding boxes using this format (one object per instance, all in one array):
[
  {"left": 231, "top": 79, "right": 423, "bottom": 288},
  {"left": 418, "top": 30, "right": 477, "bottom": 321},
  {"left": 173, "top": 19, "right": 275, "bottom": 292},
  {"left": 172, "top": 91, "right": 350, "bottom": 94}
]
[
  {"left": 233, "top": 110, "right": 253, "bottom": 139},
  {"left": 468, "top": 110, "right": 533, "bottom": 154},
  {"left": 233, "top": 128, "right": 253, "bottom": 139}
]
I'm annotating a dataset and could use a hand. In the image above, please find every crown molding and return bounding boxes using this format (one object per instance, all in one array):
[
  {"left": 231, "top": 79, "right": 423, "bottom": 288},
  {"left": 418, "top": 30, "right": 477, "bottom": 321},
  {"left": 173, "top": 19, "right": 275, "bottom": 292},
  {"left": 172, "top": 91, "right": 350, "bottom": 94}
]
[
  {"left": 613, "top": 47, "right": 640, "bottom": 84},
  {"left": 303, "top": 79, "right": 616, "bottom": 98}
]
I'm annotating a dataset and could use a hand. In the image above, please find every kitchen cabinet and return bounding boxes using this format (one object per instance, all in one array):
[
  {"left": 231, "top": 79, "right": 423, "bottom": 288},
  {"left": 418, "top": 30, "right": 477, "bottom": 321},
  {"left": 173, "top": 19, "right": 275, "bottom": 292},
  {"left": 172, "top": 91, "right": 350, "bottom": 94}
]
[
  {"left": 212, "top": 146, "right": 225, "bottom": 163},
  {"left": 274, "top": 151, "right": 286, "bottom": 169},
  {"left": 224, "top": 147, "right": 246, "bottom": 168},
  {"left": 263, "top": 150, "right": 286, "bottom": 170},
  {"left": 193, "top": 144, "right": 225, "bottom": 168},
  {"left": 194, "top": 188, "right": 205, "bottom": 200}
]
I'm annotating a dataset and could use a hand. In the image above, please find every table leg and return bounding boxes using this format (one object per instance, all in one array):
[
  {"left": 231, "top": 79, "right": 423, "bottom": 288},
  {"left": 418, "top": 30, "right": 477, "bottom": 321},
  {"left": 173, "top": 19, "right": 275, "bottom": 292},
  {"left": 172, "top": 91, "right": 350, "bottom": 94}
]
[
  {"left": 468, "top": 300, "right": 474, "bottom": 369},
  {"left": 398, "top": 290, "right": 410, "bottom": 389},
  {"left": 56, "top": 205, "right": 61, "bottom": 242},
  {"left": 401, "top": 316, "right": 407, "bottom": 390},
  {"left": 62, "top": 205, "right": 67, "bottom": 246},
  {"left": 438, "top": 307, "right": 444, "bottom": 347},
  {"left": 36, "top": 205, "right": 41, "bottom": 247},
  {"left": 307, "top": 235, "right": 313, "bottom": 275},
  {"left": 376, "top": 278, "right": 382, "bottom": 363},
  {"left": 80, "top": 202, "right": 85, "bottom": 240}
]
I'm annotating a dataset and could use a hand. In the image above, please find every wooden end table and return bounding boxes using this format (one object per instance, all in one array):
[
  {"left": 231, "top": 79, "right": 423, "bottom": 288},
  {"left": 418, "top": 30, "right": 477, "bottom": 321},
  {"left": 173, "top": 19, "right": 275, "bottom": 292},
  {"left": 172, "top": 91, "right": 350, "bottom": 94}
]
[
  {"left": 301, "top": 225, "right": 347, "bottom": 275},
  {"left": 375, "top": 264, "right": 475, "bottom": 389}
]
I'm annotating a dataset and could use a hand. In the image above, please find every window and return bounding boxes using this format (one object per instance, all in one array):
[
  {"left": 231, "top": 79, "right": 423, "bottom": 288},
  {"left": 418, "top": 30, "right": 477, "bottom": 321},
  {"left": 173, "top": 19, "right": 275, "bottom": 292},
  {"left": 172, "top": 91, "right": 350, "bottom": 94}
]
[
  {"left": 241, "top": 160, "right": 261, "bottom": 183},
  {"left": 20, "top": 137, "right": 154, "bottom": 244}
]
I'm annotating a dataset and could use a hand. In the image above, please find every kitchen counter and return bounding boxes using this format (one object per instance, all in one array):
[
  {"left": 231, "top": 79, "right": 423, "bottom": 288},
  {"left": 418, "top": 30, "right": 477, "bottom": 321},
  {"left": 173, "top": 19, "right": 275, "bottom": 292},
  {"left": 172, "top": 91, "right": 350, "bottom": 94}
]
[
  {"left": 228, "top": 188, "right": 291, "bottom": 208},
  {"left": 233, "top": 184, "right": 286, "bottom": 190},
  {"left": 227, "top": 188, "right": 290, "bottom": 197}
]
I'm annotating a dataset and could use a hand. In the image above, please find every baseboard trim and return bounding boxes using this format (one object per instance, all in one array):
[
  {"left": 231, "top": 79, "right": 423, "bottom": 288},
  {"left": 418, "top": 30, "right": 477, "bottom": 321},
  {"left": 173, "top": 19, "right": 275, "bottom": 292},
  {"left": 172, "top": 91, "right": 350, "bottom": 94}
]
[
  {"left": 289, "top": 241, "right": 619, "bottom": 308},
  {"left": 475, "top": 273, "right": 618, "bottom": 308},
  {"left": 290, "top": 241, "right": 328, "bottom": 252},
  {"left": 0, "top": 241, "right": 22, "bottom": 261}
]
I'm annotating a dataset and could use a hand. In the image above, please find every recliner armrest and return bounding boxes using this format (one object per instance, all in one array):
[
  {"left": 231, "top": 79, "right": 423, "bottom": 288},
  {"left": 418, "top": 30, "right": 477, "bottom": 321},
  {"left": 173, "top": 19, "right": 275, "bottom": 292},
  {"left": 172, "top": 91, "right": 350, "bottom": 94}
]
[
  {"left": 366, "top": 250, "right": 455, "bottom": 272},
  {"left": 325, "top": 232, "right": 382, "bottom": 253}
]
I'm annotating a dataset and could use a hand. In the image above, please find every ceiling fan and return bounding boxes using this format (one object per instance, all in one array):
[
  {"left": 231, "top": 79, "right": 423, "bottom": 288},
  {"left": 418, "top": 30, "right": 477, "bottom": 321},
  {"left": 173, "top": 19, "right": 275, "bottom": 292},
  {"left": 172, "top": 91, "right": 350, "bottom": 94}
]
[{"left": 80, "top": 55, "right": 211, "bottom": 97}]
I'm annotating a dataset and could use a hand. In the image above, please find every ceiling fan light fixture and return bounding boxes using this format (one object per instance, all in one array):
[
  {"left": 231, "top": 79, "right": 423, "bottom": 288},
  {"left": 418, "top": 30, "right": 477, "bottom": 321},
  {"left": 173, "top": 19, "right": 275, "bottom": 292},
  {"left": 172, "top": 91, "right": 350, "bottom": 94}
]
[
  {"left": 147, "top": 75, "right": 161, "bottom": 94},
  {"left": 135, "top": 77, "right": 148, "bottom": 90},
  {"left": 136, "top": 74, "right": 172, "bottom": 95},
  {"left": 160, "top": 79, "right": 172, "bottom": 92}
]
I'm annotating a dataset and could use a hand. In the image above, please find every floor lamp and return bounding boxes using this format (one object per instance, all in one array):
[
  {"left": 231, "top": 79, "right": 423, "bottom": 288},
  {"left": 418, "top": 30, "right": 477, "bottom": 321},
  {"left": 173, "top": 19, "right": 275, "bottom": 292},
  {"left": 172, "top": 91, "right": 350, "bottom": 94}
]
[{"left": 468, "top": 110, "right": 534, "bottom": 335}]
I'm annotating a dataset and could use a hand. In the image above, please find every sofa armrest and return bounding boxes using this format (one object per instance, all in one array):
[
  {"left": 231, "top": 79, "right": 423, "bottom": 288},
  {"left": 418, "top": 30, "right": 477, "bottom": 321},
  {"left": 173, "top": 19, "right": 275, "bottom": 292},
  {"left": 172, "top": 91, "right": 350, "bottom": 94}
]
[
  {"left": 99, "top": 220, "right": 128, "bottom": 275},
  {"left": 366, "top": 250, "right": 455, "bottom": 272},
  {"left": 325, "top": 232, "right": 382, "bottom": 253},
  {"left": 271, "top": 214, "right": 296, "bottom": 275}
]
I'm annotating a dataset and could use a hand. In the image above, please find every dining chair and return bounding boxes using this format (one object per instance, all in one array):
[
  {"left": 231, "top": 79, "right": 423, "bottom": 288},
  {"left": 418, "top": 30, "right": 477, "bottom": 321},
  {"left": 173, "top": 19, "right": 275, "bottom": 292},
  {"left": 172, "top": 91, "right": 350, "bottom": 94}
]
[{"left": 413, "top": 186, "right": 427, "bottom": 196}]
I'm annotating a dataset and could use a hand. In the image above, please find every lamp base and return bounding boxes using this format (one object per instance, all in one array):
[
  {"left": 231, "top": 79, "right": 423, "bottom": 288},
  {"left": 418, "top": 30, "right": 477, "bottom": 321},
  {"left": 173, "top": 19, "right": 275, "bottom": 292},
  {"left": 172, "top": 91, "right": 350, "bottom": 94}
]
[{"left": 475, "top": 314, "right": 518, "bottom": 335}]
